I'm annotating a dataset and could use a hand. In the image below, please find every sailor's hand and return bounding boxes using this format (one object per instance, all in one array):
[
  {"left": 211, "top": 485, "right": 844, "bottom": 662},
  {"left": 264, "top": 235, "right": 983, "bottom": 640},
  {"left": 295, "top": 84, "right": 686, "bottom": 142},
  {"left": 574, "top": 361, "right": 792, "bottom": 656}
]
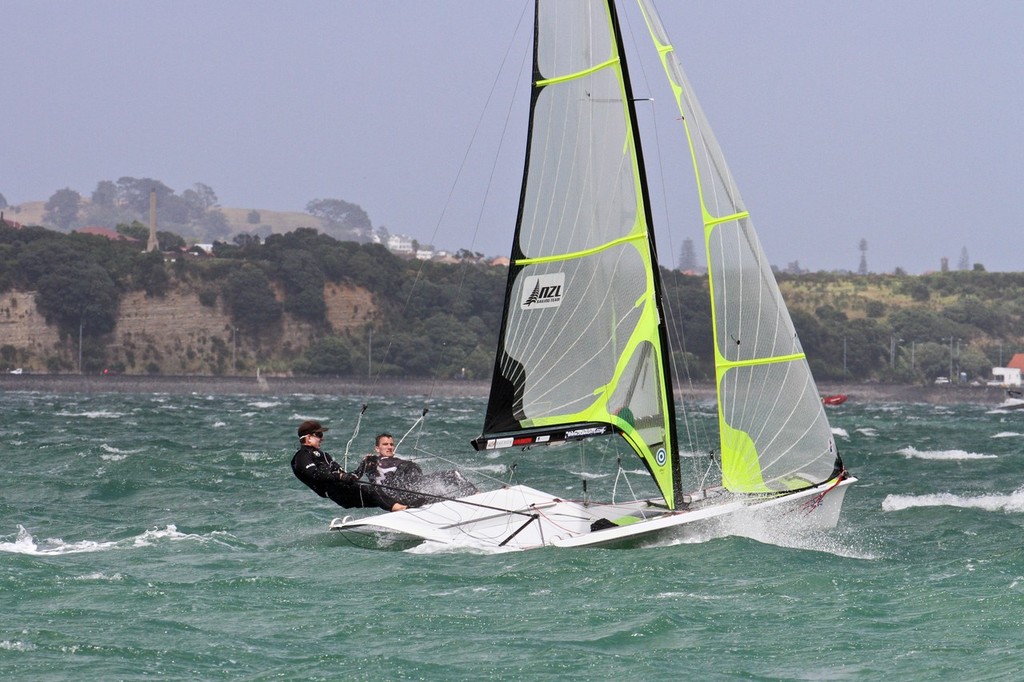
[{"left": 340, "top": 472, "right": 357, "bottom": 484}]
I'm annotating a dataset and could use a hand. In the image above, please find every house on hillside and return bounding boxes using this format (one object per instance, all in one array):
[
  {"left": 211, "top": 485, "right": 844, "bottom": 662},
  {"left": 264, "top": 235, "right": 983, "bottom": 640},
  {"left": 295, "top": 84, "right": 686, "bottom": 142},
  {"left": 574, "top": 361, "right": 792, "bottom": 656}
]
[
  {"left": 0, "top": 212, "right": 23, "bottom": 229},
  {"left": 990, "top": 353, "right": 1024, "bottom": 386},
  {"left": 387, "top": 235, "right": 414, "bottom": 255}
]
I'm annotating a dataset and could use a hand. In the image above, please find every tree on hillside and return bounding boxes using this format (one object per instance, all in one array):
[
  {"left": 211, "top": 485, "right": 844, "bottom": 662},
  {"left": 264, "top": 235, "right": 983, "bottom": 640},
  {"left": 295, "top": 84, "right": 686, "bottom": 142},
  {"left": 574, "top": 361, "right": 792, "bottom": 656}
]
[
  {"left": 116, "top": 177, "right": 174, "bottom": 214},
  {"left": 133, "top": 250, "right": 170, "bottom": 297},
  {"left": 221, "top": 264, "right": 282, "bottom": 335},
  {"left": 182, "top": 183, "right": 219, "bottom": 215},
  {"left": 306, "top": 198, "right": 372, "bottom": 240},
  {"left": 194, "top": 208, "right": 231, "bottom": 240},
  {"left": 43, "top": 188, "right": 82, "bottom": 231},
  {"left": 294, "top": 336, "right": 356, "bottom": 375},
  {"left": 35, "top": 261, "right": 119, "bottom": 336},
  {"left": 275, "top": 249, "right": 327, "bottom": 323},
  {"left": 91, "top": 181, "right": 117, "bottom": 208},
  {"left": 0, "top": 192, "right": 7, "bottom": 209},
  {"left": 857, "top": 239, "right": 868, "bottom": 275}
]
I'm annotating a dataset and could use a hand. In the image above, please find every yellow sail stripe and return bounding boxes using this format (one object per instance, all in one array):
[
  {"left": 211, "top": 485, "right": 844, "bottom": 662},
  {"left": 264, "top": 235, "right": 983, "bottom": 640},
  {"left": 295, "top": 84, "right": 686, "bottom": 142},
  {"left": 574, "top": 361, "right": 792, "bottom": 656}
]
[
  {"left": 515, "top": 232, "right": 646, "bottom": 267},
  {"left": 536, "top": 56, "right": 620, "bottom": 88},
  {"left": 706, "top": 210, "right": 749, "bottom": 228}
]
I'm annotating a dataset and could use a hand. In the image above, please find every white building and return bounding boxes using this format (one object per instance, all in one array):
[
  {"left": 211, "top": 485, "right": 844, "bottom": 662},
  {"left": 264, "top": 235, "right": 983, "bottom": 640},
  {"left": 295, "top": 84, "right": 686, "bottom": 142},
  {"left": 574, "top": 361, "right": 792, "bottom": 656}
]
[
  {"left": 990, "top": 367, "right": 1022, "bottom": 387},
  {"left": 387, "top": 235, "right": 414, "bottom": 254}
]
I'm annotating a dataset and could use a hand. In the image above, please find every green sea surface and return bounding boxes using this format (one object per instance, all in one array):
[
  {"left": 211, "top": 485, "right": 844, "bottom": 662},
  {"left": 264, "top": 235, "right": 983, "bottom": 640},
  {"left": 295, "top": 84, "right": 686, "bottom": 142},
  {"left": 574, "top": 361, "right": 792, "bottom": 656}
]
[{"left": 2, "top": 389, "right": 1022, "bottom": 680}]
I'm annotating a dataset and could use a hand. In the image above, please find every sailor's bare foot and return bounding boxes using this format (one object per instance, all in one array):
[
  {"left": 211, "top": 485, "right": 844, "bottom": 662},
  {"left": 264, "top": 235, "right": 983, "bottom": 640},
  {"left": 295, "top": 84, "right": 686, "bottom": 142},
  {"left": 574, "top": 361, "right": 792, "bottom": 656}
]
[{"left": 391, "top": 503, "right": 408, "bottom": 512}]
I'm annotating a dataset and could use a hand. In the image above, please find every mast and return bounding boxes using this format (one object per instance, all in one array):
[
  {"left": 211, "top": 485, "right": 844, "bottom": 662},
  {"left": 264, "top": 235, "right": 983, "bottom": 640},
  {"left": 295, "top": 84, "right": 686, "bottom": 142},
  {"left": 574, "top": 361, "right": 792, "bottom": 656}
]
[{"left": 607, "top": 0, "right": 683, "bottom": 506}]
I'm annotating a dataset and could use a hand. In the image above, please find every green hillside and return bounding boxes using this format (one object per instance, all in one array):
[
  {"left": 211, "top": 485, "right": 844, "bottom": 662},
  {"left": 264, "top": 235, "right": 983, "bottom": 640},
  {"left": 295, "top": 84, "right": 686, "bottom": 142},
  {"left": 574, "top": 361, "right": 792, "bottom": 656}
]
[{"left": 1, "top": 220, "right": 1021, "bottom": 382}]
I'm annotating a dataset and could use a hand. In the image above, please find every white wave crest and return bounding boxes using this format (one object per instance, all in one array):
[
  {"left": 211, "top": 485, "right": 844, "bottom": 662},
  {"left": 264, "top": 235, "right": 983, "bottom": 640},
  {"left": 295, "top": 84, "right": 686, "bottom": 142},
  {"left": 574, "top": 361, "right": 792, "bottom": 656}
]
[
  {"left": 882, "top": 488, "right": 1024, "bottom": 513},
  {"left": 831, "top": 427, "right": 849, "bottom": 438},
  {"left": 0, "top": 525, "right": 118, "bottom": 555},
  {"left": 0, "top": 640, "right": 36, "bottom": 651},
  {"left": 992, "top": 431, "right": 1022, "bottom": 439},
  {"left": 55, "top": 410, "right": 124, "bottom": 419},
  {"left": 896, "top": 446, "right": 996, "bottom": 460},
  {"left": 0, "top": 524, "right": 233, "bottom": 556}
]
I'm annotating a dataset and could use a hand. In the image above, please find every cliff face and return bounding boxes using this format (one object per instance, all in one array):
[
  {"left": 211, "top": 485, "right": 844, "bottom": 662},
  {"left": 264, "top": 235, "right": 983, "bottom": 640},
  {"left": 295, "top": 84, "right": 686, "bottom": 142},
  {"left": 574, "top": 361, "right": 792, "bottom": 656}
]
[
  {"left": 0, "top": 282, "right": 376, "bottom": 375},
  {"left": 0, "top": 291, "right": 61, "bottom": 361}
]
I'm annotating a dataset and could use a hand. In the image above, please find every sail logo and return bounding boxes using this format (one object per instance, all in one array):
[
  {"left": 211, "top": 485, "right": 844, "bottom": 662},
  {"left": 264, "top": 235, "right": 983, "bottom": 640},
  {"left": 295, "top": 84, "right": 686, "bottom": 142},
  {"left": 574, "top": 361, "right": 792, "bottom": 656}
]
[
  {"left": 520, "top": 273, "right": 564, "bottom": 309},
  {"left": 566, "top": 426, "right": 607, "bottom": 438},
  {"left": 656, "top": 448, "right": 667, "bottom": 466}
]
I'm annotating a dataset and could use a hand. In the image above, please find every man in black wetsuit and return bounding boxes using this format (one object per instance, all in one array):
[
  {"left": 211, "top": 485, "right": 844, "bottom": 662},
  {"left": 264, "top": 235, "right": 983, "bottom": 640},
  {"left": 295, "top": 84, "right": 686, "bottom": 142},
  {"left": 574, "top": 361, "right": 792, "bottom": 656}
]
[
  {"left": 352, "top": 432, "right": 423, "bottom": 488},
  {"left": 291, "top": 420, "right": 407, "bottom": 512},
  {"left": 352, "top": 432, "right": 477, "bottom": 507}
]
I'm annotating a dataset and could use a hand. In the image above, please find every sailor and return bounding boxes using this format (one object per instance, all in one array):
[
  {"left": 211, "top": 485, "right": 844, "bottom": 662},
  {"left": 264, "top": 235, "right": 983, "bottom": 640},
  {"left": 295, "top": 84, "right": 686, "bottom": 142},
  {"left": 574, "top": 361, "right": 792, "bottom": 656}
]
[
  {"left": 352, "top": 432, "right": 477, "bottom": 507},
  {"left": 290, "top": 420, "right": 407, "bottom": 512},
  {"left": 352, "top": 432, "right": 423, "bottom": 488}
]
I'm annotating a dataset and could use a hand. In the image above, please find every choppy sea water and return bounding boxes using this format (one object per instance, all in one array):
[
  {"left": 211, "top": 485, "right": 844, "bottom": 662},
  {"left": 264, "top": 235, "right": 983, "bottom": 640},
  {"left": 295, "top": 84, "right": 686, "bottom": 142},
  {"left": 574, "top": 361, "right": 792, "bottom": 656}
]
[{"left": 2, "top": 389, "right": 1022, "bottom": 680}]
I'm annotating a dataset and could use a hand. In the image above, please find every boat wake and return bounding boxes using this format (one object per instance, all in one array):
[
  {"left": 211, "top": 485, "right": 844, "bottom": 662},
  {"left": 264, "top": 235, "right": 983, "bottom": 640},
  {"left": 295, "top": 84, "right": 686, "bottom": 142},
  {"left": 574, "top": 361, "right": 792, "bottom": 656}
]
[{"left": 882, "top": 488, "right": 1024, "bottom": 513}]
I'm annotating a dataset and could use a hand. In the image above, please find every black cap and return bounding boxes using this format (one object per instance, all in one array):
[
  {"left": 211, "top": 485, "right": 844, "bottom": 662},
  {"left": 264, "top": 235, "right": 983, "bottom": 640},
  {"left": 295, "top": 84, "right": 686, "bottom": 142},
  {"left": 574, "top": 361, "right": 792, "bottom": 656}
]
[{"left": 297, "top": 420, "right": 329, "bottom": 438}]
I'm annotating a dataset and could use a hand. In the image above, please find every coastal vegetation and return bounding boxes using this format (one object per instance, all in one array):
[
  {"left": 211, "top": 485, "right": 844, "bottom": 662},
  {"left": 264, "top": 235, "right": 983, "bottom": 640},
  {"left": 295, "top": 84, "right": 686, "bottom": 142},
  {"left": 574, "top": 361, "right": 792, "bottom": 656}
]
[{"left": 1, "top": 221, "right": 1022, "bottom": 383}]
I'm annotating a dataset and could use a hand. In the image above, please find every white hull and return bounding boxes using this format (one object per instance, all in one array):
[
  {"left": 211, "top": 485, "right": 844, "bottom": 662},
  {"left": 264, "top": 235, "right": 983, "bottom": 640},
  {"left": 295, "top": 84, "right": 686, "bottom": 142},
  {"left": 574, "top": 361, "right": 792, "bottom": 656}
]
[{"left": 328, "top": 477, "right": 856, "bottom": 552}]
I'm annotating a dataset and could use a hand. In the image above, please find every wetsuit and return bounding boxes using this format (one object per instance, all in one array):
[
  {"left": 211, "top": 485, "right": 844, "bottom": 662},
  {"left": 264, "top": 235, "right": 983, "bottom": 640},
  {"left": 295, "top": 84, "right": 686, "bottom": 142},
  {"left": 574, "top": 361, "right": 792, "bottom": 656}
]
[
  {"left": 291, "top": 444, "right": 402, "bottom": 511},
  {"left": 353, "top": 455, "right": 476, "bottom": 507},
  {"left": 353, "top": 455, "right": 423, "bottom": 487}
]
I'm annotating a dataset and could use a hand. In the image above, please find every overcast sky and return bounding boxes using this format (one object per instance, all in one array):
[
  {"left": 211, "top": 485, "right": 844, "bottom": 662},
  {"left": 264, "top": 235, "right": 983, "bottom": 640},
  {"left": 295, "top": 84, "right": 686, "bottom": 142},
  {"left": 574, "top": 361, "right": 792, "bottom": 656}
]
[{"left": 5, "top": 1, "right": 1022, "bottom": 274}]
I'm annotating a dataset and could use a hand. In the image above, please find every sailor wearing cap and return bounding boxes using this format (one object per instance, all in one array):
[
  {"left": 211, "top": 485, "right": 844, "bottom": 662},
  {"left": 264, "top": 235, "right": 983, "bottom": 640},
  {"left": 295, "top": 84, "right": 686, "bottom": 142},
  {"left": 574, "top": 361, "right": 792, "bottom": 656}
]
[{"left": 290, "top": 420, "right": 407, "bottom": 512}]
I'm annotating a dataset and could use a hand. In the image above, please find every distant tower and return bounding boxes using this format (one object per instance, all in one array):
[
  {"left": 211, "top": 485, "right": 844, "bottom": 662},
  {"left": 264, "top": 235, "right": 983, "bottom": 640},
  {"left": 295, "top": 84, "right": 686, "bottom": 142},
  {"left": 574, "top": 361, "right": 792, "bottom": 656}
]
[
  {"left": 147, "top": 190, "right": 159, "bottom": 252},
  {"left": 678, "top": 237, "right": 697, "bottom": 272},
  {"left": 957, "top": 246, "right": 970, "bottom": 271},
  {"left": 940, "top": 257, "right": 949, "bottom": 272},
  {"left": 857, "top": 239, "right": 868, "bottom": 275}
]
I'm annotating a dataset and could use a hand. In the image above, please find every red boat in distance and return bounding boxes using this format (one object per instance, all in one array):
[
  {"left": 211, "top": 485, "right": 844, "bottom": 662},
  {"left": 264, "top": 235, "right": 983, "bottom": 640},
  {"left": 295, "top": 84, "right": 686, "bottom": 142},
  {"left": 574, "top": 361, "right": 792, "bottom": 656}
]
[{"left": 822, "top": 394, "right": 848, "bottom": 406}]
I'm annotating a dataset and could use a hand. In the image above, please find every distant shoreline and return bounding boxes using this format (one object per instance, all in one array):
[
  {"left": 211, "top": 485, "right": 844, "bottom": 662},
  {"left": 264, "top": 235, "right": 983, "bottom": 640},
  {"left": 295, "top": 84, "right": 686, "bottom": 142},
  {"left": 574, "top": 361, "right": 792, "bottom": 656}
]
[{"left": 0, "top": 374, "right": 1012, "bottom": 405}]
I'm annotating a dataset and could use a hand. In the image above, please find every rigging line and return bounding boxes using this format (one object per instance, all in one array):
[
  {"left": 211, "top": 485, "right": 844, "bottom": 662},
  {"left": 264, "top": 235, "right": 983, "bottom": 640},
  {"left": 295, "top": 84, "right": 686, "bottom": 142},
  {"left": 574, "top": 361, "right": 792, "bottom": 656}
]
[
  {"left": 395, "top": 407, "right": 428, "bottom": 454},
  {"left": 404, "top": 439, "right": 512, "bottom": 489},
  {"left": 363, "top": 480, "right": 536, "bottom": 518},
  {"left": 406, "top": 441, "right": 511, "bottom": 484},
  {"left": 341, "top": 403, "right": 368, "bottom": 470},
  {"left": 393, "top": 3, "right": 532, "bottom": 400}
]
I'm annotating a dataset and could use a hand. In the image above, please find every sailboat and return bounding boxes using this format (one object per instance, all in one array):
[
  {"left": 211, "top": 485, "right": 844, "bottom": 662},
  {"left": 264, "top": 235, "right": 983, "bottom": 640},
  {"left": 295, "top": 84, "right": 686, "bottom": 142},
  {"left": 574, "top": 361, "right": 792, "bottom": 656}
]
[{"left": 330, "top": 0, "right": 855, "bottom": 551}]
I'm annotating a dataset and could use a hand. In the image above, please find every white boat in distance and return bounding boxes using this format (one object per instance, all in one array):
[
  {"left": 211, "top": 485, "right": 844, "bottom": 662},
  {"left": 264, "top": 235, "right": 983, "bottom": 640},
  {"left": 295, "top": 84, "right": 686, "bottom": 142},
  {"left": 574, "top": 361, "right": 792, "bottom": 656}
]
[{"left": 331, "top": 0, "right": 855, "bottom": 551}]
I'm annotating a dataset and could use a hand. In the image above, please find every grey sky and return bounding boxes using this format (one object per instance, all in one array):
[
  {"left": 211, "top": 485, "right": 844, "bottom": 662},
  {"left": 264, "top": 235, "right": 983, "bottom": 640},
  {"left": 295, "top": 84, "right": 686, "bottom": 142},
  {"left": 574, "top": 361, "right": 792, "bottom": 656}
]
[{"left": 5, "top": 1, "right": 1022, "bottom": 274}]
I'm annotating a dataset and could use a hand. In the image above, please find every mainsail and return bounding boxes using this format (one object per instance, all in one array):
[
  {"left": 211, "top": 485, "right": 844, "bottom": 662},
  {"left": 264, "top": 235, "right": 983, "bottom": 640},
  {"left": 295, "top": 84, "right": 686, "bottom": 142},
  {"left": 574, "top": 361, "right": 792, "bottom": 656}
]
[
  {"left": 636, "top": 0, "right": 843, "bottom": 493},
  {"left": 472, "top": 0, "right": 683, "bottom": 509}
]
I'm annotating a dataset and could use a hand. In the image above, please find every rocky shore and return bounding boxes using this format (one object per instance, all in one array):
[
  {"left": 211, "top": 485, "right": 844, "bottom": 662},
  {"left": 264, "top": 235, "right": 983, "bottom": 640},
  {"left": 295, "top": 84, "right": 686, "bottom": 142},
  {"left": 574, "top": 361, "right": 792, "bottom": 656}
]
[{"left": 0, "top": 374, "right": 1011, "bottom": 405}]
